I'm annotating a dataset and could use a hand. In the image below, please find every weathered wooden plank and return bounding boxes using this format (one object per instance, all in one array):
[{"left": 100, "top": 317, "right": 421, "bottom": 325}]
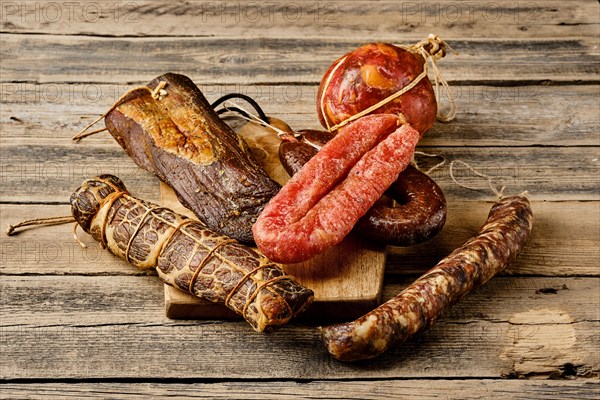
[
  {"left": 2, "top": 201, "right": 598, "bottom": 277},
  {"left": 2, "top": 83, "right": 599, "bottom": 147},
  {"left": 0, "top": 203, "right": 135, "bottom": 275},
  {"left": 2, "top": 276, "right": 596, "bottom": 325},
  {"left": 387, "top": 200, "right": 600, "bottom": 276},
  {"left": 0, "top": 275, "right": 600, "bottom": 326},
  {"left": 0, "top": 35, "right": 598, "bottom": 84},
  {"left": 7, "top": 319, "right": 591, "bottom": 379},
  {"left": 0, "top": 142, "right": 160, "bottom": 204},
  {"left": 1, "top": 143, "right": 597, "bottom": 202},
  {"left": 1, "top": 1, "right": 597, "bottom": 39},
  {"left": 0, "top": 380, "right": 598, "bottom": 400},
  {"left": 0, "top": 276, "right": 598, "bottom": 379}
]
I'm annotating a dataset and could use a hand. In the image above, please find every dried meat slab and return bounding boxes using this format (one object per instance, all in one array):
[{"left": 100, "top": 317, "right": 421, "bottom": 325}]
[{"left": 104, "top": 73, "right": 279, "bottom": 244}]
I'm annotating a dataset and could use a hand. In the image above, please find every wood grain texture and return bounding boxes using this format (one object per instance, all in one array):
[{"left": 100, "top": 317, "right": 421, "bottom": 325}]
[
  {"left": 1, "top": 143, "right": 598, "bottom": 203},
  {"left": 2, "top": 201, "right": 598, "bottom": 277},
  {"left": 2, "top": 83, "right": 599, "bottom": 146},
  {"left": 1, "top": 35, "right": 598, "bottom": 84},
  {"left": 1, "top": 1, "right": 598, "bottom": 39},
  {"left": 387, "top": 200, "right": 600, "bottom": 276},
  {"left": 1, "top": 276, "right": 598, "bottom": 379},
  {"left": 0, "top": 380, "right": 598, "bottom": 400},
  {"left": 2, "top": 276, "right": 597, "bottom": 335},
  {"left": 0, "top": 0, "right": 598, "bottom": 393}
]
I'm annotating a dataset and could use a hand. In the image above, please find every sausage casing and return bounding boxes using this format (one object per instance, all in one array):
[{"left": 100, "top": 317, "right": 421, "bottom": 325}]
[
  {"left": 320, "top": 195, "right": 533, "bottom": 361},
  {"left": 253, "top": 114, "right": 419, "bottom": 263},
  {"left": 354, "top": 165, "right": 446, "bottom": 246},
  {"left": 279, "top": 134, "right": 446, "bottom": 246}
]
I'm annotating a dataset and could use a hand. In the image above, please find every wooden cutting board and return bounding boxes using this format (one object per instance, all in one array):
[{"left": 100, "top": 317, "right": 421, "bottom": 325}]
[{"left": 161, "top": 118, "right": 386, "bottom": 320}]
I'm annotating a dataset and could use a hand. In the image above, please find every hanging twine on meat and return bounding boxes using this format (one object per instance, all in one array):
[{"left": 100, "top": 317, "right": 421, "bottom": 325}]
[
  {"left": 5, "top": 215, "right": 88, "bottom": 248},
  {"left": 321, "top": 34, "right": 457, "bottom": 133},
  {"left": 219, "top": 100, "right": 300, "bottom": 143},
  {"left": 72, "top": 82, "right": 168, "bottom": 142},
  {"left": 449, "top": 160, "right": 507, "bottom": 199},
  {"left": 412, "top": 151, "right": 447, "bottom": 175},
  {"left": 6, "top": 215, "right": 75, "bottom": 235}
]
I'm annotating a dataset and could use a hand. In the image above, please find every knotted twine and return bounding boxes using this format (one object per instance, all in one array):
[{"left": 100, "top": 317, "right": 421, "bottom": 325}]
[
  {"left": 72, "top": 81, "right": 168, "bottom": 142},
  {"left": 449, "top": 160, "right": 507, "bottom": 199},
  {"left": 320, "top": 34, "right": 457, "bottom": 133}
]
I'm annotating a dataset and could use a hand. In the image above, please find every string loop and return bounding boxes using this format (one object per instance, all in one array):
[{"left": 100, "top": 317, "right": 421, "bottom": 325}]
[
  {"left": 321, "top": 34, "right": 456, "bottom": 133},
  {"left": 449, "top": 160, "right": 506, "bottom": 199},
  {"left": 412, "top": 151, "right": 446, "bottom": 175},
  {"left": 5, "top": 216, "right": 75, "bottom": 236},
  {"left": 72, "top": 81, "right": 167, "bottom": 142},
  {"left": 219, "top": 100, "right": 299, "bottom": 142}
]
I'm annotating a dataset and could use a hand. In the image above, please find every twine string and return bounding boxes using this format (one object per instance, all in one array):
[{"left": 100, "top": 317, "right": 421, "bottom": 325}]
[
  {"left": 124, "top": 206, "right": 170, "bottom": 263},
  {"left": 321, "top": 34, "right": 456, "bottom": 133},
  {"left": 72, "top": 81, "right": 167, "bottom": 142},
  {"left": 72, "top": 222, "right": 87, "bottom": 248},
  {"left": 319, "top": 55, "right": 348, "bottom": 132},
  {"left": 220, "top": 100, "right": 298, "bottom": 142},
  {"left": 241, "top": 275, "right": 294, "bottom": 320},
  {"left": 188, "top": 239, "right": 237, "bottom": 294},
  {"left": 97, "top": 190, "right": 128, "bottom": 249},
  {"left": 5, "top": 216, "right": 76, "bottom": 236},
  {"left": 412, "top": 151, "right": 447, "bottom": 175},
  {"left": 449, "top": 160, "right": 506, "bottom": 199},
  {"left": 224, "top": 263, "right": 296, "bottom": 320}
]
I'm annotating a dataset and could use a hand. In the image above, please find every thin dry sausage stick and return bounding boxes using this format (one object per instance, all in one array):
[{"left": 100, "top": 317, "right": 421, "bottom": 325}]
[
  {"left": 321, "top": 195, "right": 533, "bottom": 361},
  {"left": 253, "top": 114, "right": 420, "bottom": 263}
]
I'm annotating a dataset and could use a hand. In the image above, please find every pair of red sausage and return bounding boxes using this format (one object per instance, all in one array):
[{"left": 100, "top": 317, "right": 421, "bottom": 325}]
[
  {"left": 252, "top": 114, "right": 443, "bottom": 264},
  {"left": 278, "top": 129, "right": 446, "bottom": 247}
]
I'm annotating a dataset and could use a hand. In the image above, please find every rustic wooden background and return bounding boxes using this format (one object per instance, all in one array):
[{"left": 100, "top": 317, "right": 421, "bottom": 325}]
[{"left": 1, "top": 1, "right": 598, "bottom": 398}]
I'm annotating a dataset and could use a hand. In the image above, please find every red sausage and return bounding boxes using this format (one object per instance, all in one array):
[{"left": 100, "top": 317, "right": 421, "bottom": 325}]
[
  {"left": 279, "top": 135, "right": 446, "bottom": 246},
  {"left": 253, "top": 114, "right": 420, "bottom": 263}
]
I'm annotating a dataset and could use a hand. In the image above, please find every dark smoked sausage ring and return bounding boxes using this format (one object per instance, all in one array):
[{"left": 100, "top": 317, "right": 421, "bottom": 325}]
[
  {"left": 355, "top": 165, "right": 446, "bottom": 246},
  {"left": 279, "top": 131, "right": 446, "bottom": 246}
]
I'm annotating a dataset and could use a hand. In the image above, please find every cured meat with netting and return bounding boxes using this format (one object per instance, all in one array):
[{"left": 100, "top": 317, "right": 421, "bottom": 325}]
[{"left": 70, "top": 175, "right": 313, "bottom": 332}]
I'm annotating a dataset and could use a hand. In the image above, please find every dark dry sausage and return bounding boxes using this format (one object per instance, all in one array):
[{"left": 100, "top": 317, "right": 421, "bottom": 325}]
[
  {"left": 320, "top": 195, "right": 533, "bottom": 361},
  {"left": 355, "top": 165, "right": 446, "bottom": 246}
]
